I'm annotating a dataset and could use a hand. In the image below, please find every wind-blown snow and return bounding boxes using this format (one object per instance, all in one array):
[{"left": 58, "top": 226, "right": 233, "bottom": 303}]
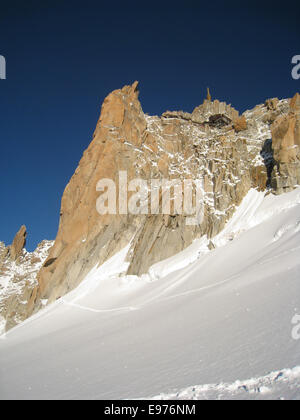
[{"left": 0, "top": 188, "right": 300, "bottom": 400}]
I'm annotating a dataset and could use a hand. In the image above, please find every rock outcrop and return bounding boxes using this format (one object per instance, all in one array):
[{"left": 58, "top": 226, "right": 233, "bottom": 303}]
[
  {"left": 0, "top": 238, "right": 53, "bottom": 333},
  {"left": 9, "top": 225, "right": 27, "bottom": 261},
  {"left": 191, "top": 99, "right": 239, "bottom": 124},
  {"left": 1, "top": 83, "right": 299, "bottom": 331},
  {"left": 265, "top": 98, "right": 279, "bottom": 111},
  {"left": 270, "top": 93, "right": 300, "bottom": 193},
  {"left": 233, "top": 115, "right": 247, "bottom": 133},
  {"left": 206, "top": 87, "right": 212, "bottom": 102}
]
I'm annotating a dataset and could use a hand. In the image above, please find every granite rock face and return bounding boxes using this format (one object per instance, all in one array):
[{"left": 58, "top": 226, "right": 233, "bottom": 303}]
[
  {"left": 233, "top": 115, "right": 247, "bottom": 133},
  {"left": 9, "top": 225, "right": 27, "bottom": 261},
  {"left": 1, "top": 83, "right": 299, "bottom": 330},
  {"left": 270, "top": 93, "right": 300, "bottom": 194},
  {"left": 191, "top": 99, "right": 240, "bottom": 123}
]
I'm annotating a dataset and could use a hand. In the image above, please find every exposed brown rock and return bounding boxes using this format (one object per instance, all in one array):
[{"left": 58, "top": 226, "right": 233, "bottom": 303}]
[
  {"left": 207, "top": 87, "right": 212, "bottom": 102},
  {"left": 251, "top": 166, "right": 268, "bottom": 192},
  {"left": 290, "top": 92, "right": 300, "bottom": 113},
  {"left": 233, "top": 115, "right": 247, "bottom": 132},
  {"left": 6, "top": 84, "right": 295, "bottom": 324},
  {"left": 192, "top": 99, "right": 239, "bottom": 124},
  {"left": 272, "top": 115, "right": 300, "bottom": 162},
  {"left": 28, "top": 82, "right": 148, "bottom": 310},
  {"left": 265, "top": 98, "right": 279, "bottom": 111},
  {"left": 270, "top": 93, "right": 300, "bottom": 193},
  {"left": 25, "top": 84, "right": 259, "bottom": 314},
  {"left": 10, "top": 225, "right": 27, "bottom": 261}
]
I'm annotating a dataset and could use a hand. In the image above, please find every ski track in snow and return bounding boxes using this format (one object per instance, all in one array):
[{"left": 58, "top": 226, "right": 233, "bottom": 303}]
[{"left": 61, "top": 299, "right": 139, "bottom": 314}]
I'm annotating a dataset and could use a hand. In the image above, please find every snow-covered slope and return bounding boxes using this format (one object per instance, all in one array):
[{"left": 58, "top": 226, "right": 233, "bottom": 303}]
[{"left": 0, "top": 189, "right": 300, "bottom": 400}]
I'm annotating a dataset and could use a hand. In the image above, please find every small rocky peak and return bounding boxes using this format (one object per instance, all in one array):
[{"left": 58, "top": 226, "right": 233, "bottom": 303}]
[
  {"left": 207, "top": 87, "right": 212, "bottom": 102},
  {"left": 265, "top": 98, "right": 279, "bottom": 111},
  {"left": 290, "top": 93, "right": 300, "bottom": 114},
  {"left": 10, "top": 225, "right": 27, "bottom": 261}
]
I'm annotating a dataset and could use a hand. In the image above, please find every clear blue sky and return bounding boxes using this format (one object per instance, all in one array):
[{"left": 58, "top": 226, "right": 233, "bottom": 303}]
[{"left": 0, "top": 0, "right": 299, "bottom": 250}]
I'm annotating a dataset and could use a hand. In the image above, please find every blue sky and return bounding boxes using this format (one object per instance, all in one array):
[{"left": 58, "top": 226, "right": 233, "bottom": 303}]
[{"left": 0, "top": 0, "right": 299, "bottom": 250}]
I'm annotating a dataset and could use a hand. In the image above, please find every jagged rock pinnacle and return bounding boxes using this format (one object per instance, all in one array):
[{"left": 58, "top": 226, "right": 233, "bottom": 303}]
[
  {"left": 10, "top": 225, "right": 27, "bottom": 261},
  {"left": 207, "top": 87, "right": 212, "bottom": 102}
]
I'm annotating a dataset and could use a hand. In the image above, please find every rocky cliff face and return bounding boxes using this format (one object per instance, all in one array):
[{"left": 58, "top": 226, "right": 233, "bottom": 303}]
[
  {"left": 9, "top": 225, "right": 27, "bottom": 261},
  {"left": 270, "top": 93, "right": 300, "bottom": 193},
  {"left": 1, "top": 83, "right": 299, "bottom": 331}
]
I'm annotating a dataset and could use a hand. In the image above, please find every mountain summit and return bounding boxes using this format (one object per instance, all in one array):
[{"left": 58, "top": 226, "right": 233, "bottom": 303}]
[{"left": 1, "top": 83, "right": 300, "bottom": 332}]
